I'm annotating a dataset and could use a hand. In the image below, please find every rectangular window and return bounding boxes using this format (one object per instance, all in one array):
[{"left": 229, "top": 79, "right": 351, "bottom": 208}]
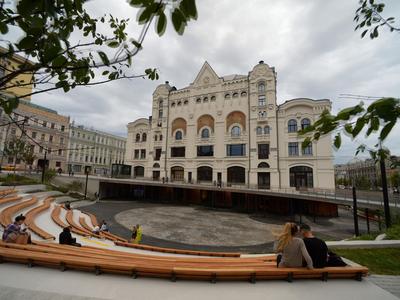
[
  {"left": 42, "top": 121, "right": 47, "bottom": 128},
  {"left": 51, "top": 123, "right": 55, "bottom": 129},
  {"left": 49, "top": 135, "right": 53, "bottom": 142},
  {"left": 85, "top": 155, "right": 88, "bottom": 162},
  {"left": 134, "top": 150, "right": 139, "bottom": 159},
  {"left": 258, "top": 143, "right": 270, "bottom": 159},
  {"left": 55, "top": 161, "right": 61, "bottom": 167},
  {"left": 258, "top": 95, "right": 266, "bottom": 106},
  {"left": 171, "top": 147, "right": 185, "bottom": 157},
  {"left": 302, "top": 144, "right": 313, "bottom": 156},
  {"left": 288, "top": 142, "right": 299, "bottom": 156},
  {"left": 58, "top": 149, "right": 62, "bottom": 155},
  {"left": 39, "top": 147, "right": 43, "bottom": 154},
  {"left": 226, "top": 144, "right": 246, "bottom": 156},
  {"left": 197, "top": 145, "right": 214, "bottom": 157},
  {"left": 41, "top": 134, "right": 45, "bottom": 141},
  {"left": 154, "top": 148, "right": 162, "bottom": 161},
  {"left": 61, "top": 125, "right": 65, "bottom": 132},
  {"left": 32, "top": 131, "right": 37, "bottom": 139},
  {"left": 140, "top": 149, "right": 146, "bottom": 159},
  {"left": 60, "top": 137, "right": 64, "bottom": 144}
]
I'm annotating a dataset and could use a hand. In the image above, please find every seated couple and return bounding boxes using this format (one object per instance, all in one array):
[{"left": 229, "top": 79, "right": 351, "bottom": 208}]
[{"left": 275, "top": 223, "right": 345, "bottom": 269}]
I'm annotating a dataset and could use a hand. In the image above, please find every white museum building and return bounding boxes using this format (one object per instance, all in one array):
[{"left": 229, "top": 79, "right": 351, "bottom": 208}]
[{"left": 125, "top": 61, "right": 334, "bottom": 190}]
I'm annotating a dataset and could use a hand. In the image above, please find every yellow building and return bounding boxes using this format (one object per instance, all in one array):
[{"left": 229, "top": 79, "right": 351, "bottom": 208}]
[{"left": 0, "top": 46, "right": 34, "bottom": 100}]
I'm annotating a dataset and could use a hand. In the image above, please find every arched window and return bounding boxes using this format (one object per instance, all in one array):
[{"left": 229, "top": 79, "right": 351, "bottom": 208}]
[
  {"left": 135, "top": 133, "right": 140, "bottom": 142},
  {"left": 258, "top": 162, "right": 270, "bottom": 168},
  {"left": 196, "top": 98, "right": 201, "bottom": 103},
  {"left": 175, "top": 130, "right": 183, "bottom": 140},
  {"left": 201, "top": 128, "right": 210, "bottom": 138},
  {"left": 153, "top": 163, "right": 160, "bottom": 168},
  {"left": 184, "top": 99, "right": 189, "bottom": 105},
  {"left": 288, "top": 119, "right": 298, "bottom": 133},
  {"left": 301, "top": 118, "right": 311, "bottom": 130},
  {"left": 231, "top": 126, "right": 241, "bottom": 137},
  {"left": 211, "top": 95, "right": 216, "bottom": 101},
  {"left": 232, "top": 92, "right": 239, "bottom": 98},
  {"left": 203, "top": 97, "right": 208, "bottom": 102},
  {"left": 159, "top": 134, "right": 163, "bottom": 141},
  {"left": 171, "top": 102, "right": 175, "bottom": 107},
  {"left": 258, "top": 82, "right": 265, "bottom": 93},
  {"left": 158, "top": 108, "right": 163, "bottom": 118},
  {"left": 142, "top": 133, "right": 147, "bottom": 142},
  {"left": 159, "top": 99, "right": 163, "bottom": 107},
  {"left": 177, "top": 101, "right": 182, "bottom": 106},
  {"left": 256, "top": 126, "right": 263, "bottom": 135},
  {"left": 154, "top": 135, "right": 158, "bottom": 141},
  {"left": 241, "top": 91, "right": 247, "bottom": 97},
  {"left": 225, "top": 93, "right": 231, "bottom": 99},
  {"left": 264, "top": 125, "right": 270, "bottom": 134}
]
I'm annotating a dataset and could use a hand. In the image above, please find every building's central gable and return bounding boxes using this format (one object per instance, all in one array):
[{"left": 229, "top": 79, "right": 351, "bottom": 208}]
[{"left": 191, "top": 61, "right": 221, "bottom": 87}]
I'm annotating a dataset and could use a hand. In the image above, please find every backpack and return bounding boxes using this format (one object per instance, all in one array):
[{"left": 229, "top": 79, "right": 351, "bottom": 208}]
[{"left": 326, "top": 251, "right": 347, "bottom": 267}]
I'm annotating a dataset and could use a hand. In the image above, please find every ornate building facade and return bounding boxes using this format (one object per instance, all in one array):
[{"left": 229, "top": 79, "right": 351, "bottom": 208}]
[{"left": 126, "top": 61, "right": 334, "bottom": 190}]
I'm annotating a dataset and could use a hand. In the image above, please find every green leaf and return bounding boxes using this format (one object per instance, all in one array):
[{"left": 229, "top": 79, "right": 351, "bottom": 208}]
[
  {"left": 361, "top": 29, "right": 368, "bottom": 38},
  {"left": 107, "top": 41, "right": 119, "bottom": 48},
  {"left": 18, "top": 36, "right": 36, "bottom": 50},
  {"left": 180, "top": 0, "right": 198, "bottom": 20},
  {"left": 352, "top": 117, "right": 366, "bottom": 137},
  {"left": 380, "top": 121, "right": 395, "bottom": 141},
  {"left": 156, "top": 11, "right": 167, "bottom": 36},
  {"left": 301, "top": 137, "right": 311, "bottom": 149},
  {"left": 333, "top": 133, "right": 341, "bottom": 149},
  {"left": 171, "top": 8, "right": 186, "bottom": 34},
  {"left": 52, "top": 55, "right": 67, "bottom": 67},
  {"left": 0, "top": 22, "right": 8, "bottom": 34},
  {"left": 98, "top": 51, "right": 110, "bottom": 66},
  {"left": 344, "top": 124, "right": 353, "bottom": 134}
]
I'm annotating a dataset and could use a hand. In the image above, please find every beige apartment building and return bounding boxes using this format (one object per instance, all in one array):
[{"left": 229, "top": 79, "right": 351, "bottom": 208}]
[
  {"left": 0, "top": 99, "right": 70, "bottom": 171},
  {"left": 126, "top": 61, "right": 335, "bottom": 190},
  {"left": 67, "top": 123, "right": 126, "bottom": 175}
]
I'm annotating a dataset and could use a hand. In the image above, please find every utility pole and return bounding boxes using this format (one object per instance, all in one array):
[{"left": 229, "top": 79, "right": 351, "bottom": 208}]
[
  {"left": 352, "top": 185, "right": 359, "bottom": 236},
  {"left": 41, "top": 149, "right": 47, "bottom": 183},
  {"left": 380, "top": 154, "right": 391, "bottom": 228},
  {"left": 84, "top": 168, "right": 89, "bottom": 199}
]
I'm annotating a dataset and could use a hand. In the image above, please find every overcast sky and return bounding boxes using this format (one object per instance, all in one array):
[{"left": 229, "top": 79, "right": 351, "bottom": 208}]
[{"left": 10, "top": 0, "right": 400, "bottom": 163}]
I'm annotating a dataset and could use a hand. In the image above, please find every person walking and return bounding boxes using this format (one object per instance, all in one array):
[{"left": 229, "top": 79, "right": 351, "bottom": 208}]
[{"left": 275, "top": 222, "right": 313, "bottom": 269}]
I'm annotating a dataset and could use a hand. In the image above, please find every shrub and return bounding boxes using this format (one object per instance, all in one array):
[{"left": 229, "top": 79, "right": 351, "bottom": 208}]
[{"left": 43, "top": 169, "right": 57, "bottom": 183}]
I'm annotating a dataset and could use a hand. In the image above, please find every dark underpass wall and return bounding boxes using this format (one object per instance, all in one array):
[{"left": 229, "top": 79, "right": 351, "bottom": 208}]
[{"left": 99, "top": 182, "right": 338, "bottom": 217}]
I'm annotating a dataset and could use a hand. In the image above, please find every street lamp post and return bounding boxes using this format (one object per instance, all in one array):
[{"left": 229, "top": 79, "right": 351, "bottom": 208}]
[
  {"left": 41, "top": 149, "right": 47, "bottom": 183},
  {"left": 84, "top": 168, "right": 89, "bottom": 199}
]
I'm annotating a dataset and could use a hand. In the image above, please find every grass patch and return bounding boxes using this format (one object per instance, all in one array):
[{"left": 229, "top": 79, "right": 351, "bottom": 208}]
[
  {"left": 0, "top": 174, "right": 39, "bottom": 186},
  {"left": 386, "top": 223, "right": 400, "bottom": 240},
  {"left": 335, "top": 248, "right": 400, "bottom": 275}
]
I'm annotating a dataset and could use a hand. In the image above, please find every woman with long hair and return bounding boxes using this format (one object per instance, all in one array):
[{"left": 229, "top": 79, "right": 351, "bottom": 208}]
[{"left": 275, "top": 222, "right": 313, "bottom": 269}]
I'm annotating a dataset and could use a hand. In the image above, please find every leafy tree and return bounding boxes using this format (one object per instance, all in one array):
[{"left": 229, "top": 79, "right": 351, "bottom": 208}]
[
  {"left": 390, "top": 171, "right": 400, "bottom": 188},
  {"left": 0, "top": 0, "right": 198, "bottom": 113},
  {"left": 21, "top": 144, "right": 36, "bottom": 174},
  {"left": 3, "top": 136, "right": 26, "bottom": 167}
]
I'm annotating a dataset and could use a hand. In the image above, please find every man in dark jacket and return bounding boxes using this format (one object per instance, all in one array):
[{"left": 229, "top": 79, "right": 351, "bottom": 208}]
[
  {"left": 59, "top": 227, "right": 81, "bottom": 247},
  {"left": 299, "top": 224, "right": 328, "bottom": 268}
]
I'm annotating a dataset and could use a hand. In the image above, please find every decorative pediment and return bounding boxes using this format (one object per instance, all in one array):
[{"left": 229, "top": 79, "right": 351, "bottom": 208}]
[{"left": 191, "top": 61, "right": 221, "bottom": 87}]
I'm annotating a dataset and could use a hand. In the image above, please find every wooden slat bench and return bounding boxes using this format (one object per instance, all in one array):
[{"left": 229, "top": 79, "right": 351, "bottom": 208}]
[
  {"left": 115, "top": 241, "right": 241, "bottom": 257},
  {"left": 0, "top": 189, "right": 16, "bottom": 197},
  {"left": 83, "top": 212, "right": 127, "bottom": 242},
  {"left": 65, "top": 209, "right": 101, "bottom": 238},
  {"left": 24, "top": 197, "right": 55, "bottom": 240},
  {"left": 50, "top": 205, "right": 90, "bottom": 237},
  {"left": 0, "top": 195, "right": 22, "bottom": 206},
  {"left": 0, "top": 196, "right": 37, "bottom": 227},
  {"left": 0, "top": 245, "right": 368, "bottom": 282}
]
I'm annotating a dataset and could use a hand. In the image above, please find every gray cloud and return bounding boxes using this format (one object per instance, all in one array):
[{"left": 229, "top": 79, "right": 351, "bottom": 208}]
[{"left": 17, "top": 0, "right": 400, "bottom": 162}]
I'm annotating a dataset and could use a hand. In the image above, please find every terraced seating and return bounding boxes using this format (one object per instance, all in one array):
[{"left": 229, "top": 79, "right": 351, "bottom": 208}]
[
  {"left": 65, "top": 209, "right": 101, "bottom": 238},
  {"left": 50, "top": 205, "right": 90, "bottom": 237},
  {"left": 0, "top": 241, "right": 368, "bottom": 282},
  {"left": 0, "top": 196, "right": 37, "bottom": 227},
  {"left": 115, "top": 241, "right": 241, "bottom": 257},
  {"left": 24, "top": 197, "right": 55, "bottom": 240}
]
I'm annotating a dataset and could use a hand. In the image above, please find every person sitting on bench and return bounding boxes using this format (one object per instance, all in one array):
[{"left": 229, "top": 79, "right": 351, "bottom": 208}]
[
  {"left": 275, "top": 222, "right": 313, "bottom": 269},
  {"left": 300, "top": 223, "right": 328, "bottom": 268},
  {"left": 100, "top": 220, "right": 109, "bottom": 232},
  {"left": 59, "top": 226, "right": 81, "bottom": 247},
  {"left": 2, "top": 215, "right": 31, "bottom": 244}
]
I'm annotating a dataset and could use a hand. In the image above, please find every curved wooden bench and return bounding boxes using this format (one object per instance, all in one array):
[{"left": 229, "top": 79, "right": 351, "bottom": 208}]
[
  {"left": 85, "top": 212, "right": 99, "bottom": 227},
  {"left": 0, "top": 245, "right": 368, "bottom": 282},
  {"left": 81, "top": 212, "right": 127, "bottom": 243},
  {"left": 0, "top": 188, "right": 16, "bottom": 197},
  {"left": 0, "top": 195, "right": 22, "bottom": 206},
  {"left": 0, "top": 196, "right": 37, "bottom": 227},
  {"left": 24, "top": 197, "right": 55, "bottom": 240},
  {"left": 115, "top": 241, "right": 241, "bottom": 258},
  {"left": 51, "top": 205, "right": 89, "bottom": 237}
]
